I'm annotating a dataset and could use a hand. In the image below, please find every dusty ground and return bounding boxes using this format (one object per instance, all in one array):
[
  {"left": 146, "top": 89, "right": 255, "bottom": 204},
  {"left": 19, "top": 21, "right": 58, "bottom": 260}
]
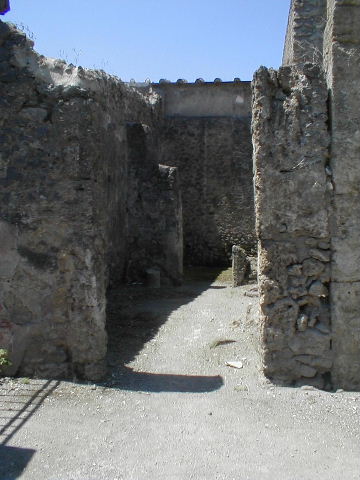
[{"left": 1, "top": 269, "right": 360, "bottom": 480}]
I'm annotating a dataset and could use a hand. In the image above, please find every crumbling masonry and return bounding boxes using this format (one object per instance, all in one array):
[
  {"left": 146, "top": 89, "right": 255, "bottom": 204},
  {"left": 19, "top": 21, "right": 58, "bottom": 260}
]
[
  {"left": 254, "top": 0, "right": 360, "bottom": 390},
  {"left": 1, "top": 0, "right": 360, "bottom": 390}
]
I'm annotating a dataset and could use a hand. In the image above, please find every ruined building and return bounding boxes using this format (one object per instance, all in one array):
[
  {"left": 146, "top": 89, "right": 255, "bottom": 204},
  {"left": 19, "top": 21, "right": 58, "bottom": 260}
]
[
  {"left": 1, "top": 0, "right": 360, "bottom": 390},
  {"left": 0, "top": 6, "right": 254, "bottom": 379}
]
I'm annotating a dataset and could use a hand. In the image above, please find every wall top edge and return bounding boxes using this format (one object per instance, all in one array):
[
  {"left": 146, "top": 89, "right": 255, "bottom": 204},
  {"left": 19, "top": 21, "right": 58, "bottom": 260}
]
[{"left": 127, "top": 81, "right": 251, "bottom": 88}]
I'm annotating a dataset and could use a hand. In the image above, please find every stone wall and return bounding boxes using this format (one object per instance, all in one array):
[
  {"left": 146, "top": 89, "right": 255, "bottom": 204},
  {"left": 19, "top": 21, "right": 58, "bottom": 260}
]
[
  {"left": 283, "top": 0, "right": 327, "bottom": 65},
  {"left": 253, "top": 64, "right": 332, "bottom": 386},
  {"left": 256, "top": 0, "right": 360, "bottom": 390},
  {"left": 156, "top": 82, "right": 255, "bottom": 266},
  {"left": 126, "top": 122, "right": 183, "bottom": 285},
  {"left": 0, "top": 21, "right": 182, "bottom": 380},
  {"left": 323, "top": 0, "right": 360, "bottom": 390},
  {"left": 154, "top": 81, "right": 251, "bottom": 118},
  {"left": 0, "top": 19, "right": 253, "bottom": 380}
]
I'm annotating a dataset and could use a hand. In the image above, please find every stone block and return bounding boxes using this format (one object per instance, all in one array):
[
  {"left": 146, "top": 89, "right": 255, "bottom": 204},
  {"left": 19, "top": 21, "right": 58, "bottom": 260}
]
[
  {"left": 288, "top": 329, "right": 331, "bottom": 357},
  {"left": 232, "top": 245, "right": 250, "bottom": 286},
  {"left": 146, "top": 268, "right": 161, "bottom": 288}
]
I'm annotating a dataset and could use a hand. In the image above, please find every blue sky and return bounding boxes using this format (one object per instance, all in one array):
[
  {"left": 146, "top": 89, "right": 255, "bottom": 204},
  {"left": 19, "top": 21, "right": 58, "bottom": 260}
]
[{"left": 5, "top": 0, "right": 291, "bottom": 82}]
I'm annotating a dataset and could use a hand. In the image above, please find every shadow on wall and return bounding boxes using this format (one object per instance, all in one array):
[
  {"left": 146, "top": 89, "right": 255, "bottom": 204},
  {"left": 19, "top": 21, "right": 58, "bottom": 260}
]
[
  {"left": 0, "top": 379, "right": 60, "bottom": 479},
  {"left": 104, "top": 267, "right": 227, "bottom": 393}
]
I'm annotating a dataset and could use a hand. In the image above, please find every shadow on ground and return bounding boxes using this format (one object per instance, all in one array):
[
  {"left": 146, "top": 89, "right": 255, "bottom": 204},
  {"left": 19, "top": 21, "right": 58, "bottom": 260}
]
[
  {"left": 0, "top": 445, "right": 35, "bottom": 480},
  {"left": 0, "top": 379, "right": 60, "bottom": 480},
  {"left": 107, "top": 369, "right": 224, "bottom": 393},
  {"left": 105, "top": 267, "right": 230, "bottom": 393}
]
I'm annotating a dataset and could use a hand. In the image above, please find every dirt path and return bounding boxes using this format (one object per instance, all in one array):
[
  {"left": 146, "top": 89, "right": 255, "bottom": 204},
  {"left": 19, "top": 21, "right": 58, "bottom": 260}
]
[{"left": 1, "top": 275, "right": 360, "bottom": 480}]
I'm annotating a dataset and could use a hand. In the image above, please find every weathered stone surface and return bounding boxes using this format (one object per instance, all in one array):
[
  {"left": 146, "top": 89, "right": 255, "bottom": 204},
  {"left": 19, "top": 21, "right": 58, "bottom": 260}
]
[
  {"left": 331, "top": 282, "right": 360, "bottom": 390},
  {"left": 232, "top": 245, "right": 250, "bottom": 286},
  {"left": 166, "top": 121, "right": 254, "bottom": 263},
  {"left": 256, "top": 0, "right": 360, "bottom": 390},
  {"left": 308, "top": 281, "right": 328, "bottom": 297},
  {"left": 283, "top": 0, "right": 327, "bottom": 65},
  {"left": 302, "top": 258, "right": 325, "bottom": 277},
  {"left": 295, "top": 354, "right": 333, "bottom": 370},
  {"left": 297, "top": 314, "right": 309, "bottom": 332},
  {"left": 296, "top": 363, "right": 317, "bottom": 378},
  {"left": 289, "top": 329, "right": 330, "bottom": 357},
  {"left": 253, "top": 65, "right": 329, "bottom": 241},
  {"left": 322, "top": 0, "right": 360, "bottom": 390},
  {"left": 253, "top": 63, "right": 331, "bottom": 384},
  {"left": 331, "top": 194, "right": 360, "bottom": 282},
  {"left": 309, "top": 248, "right": 331, "bottom": 263},
  {"left": 2, "top": 0, "right": 360, "bottom": 393},
  {"left": 125, "top": 123, "right": 183, "bottom": 286},
  {"left": 324, "top": 0, "right": 360, "bottom": 194},
  {"left": 0, "top": 21, "right": 253, "bottom": 380},
  {"left": 0, "top": 22, "right": 165, "bottom": 380}
]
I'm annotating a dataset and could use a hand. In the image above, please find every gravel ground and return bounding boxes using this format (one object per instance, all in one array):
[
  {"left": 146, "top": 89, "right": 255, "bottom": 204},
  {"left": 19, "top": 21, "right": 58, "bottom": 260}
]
[{"left": 1, "top": 272, "right": 360, "bottom": 480}]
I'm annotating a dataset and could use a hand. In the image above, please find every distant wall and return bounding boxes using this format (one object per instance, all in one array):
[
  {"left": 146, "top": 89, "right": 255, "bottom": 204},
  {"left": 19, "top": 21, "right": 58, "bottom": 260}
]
[
  {"left": 154, "top": 82, "right": 251, "bottom": 117},
  {"left": 156, "top": 82, "right": 256, "bottom": 266}
]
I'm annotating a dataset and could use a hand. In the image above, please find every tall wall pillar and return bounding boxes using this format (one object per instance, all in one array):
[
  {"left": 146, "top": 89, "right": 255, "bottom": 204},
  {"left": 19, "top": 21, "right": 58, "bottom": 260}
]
[
  {"left": 323, "top": 0, "right": 360, "bottom": 390},
  {"left": 252, "top": 64, "right": 332, "bottom": 386},
  {"left": 255, "top": 0, "right": 360, "bottom": 390}
]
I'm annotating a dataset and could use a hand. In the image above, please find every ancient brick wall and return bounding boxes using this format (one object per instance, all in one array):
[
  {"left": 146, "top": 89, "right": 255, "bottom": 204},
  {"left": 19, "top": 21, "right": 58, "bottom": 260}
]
[
  {"left": 156, "top": 83, "right": 255, "bottom": 266},
  {"left": 0, "top": 21, "right": 182, "bottom": 380}
]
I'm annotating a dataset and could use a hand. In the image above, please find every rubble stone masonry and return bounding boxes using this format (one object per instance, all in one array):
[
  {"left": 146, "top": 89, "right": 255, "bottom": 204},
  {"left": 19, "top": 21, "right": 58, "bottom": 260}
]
[
  {"left": 255, "top": 0, "right": 360, "bottom": 390},
  {"left": 253, "top": 64, "right": 332, "bottom": 386},
  {"left": 0, "top": 21, "right": 181, "bottom": 379}
]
